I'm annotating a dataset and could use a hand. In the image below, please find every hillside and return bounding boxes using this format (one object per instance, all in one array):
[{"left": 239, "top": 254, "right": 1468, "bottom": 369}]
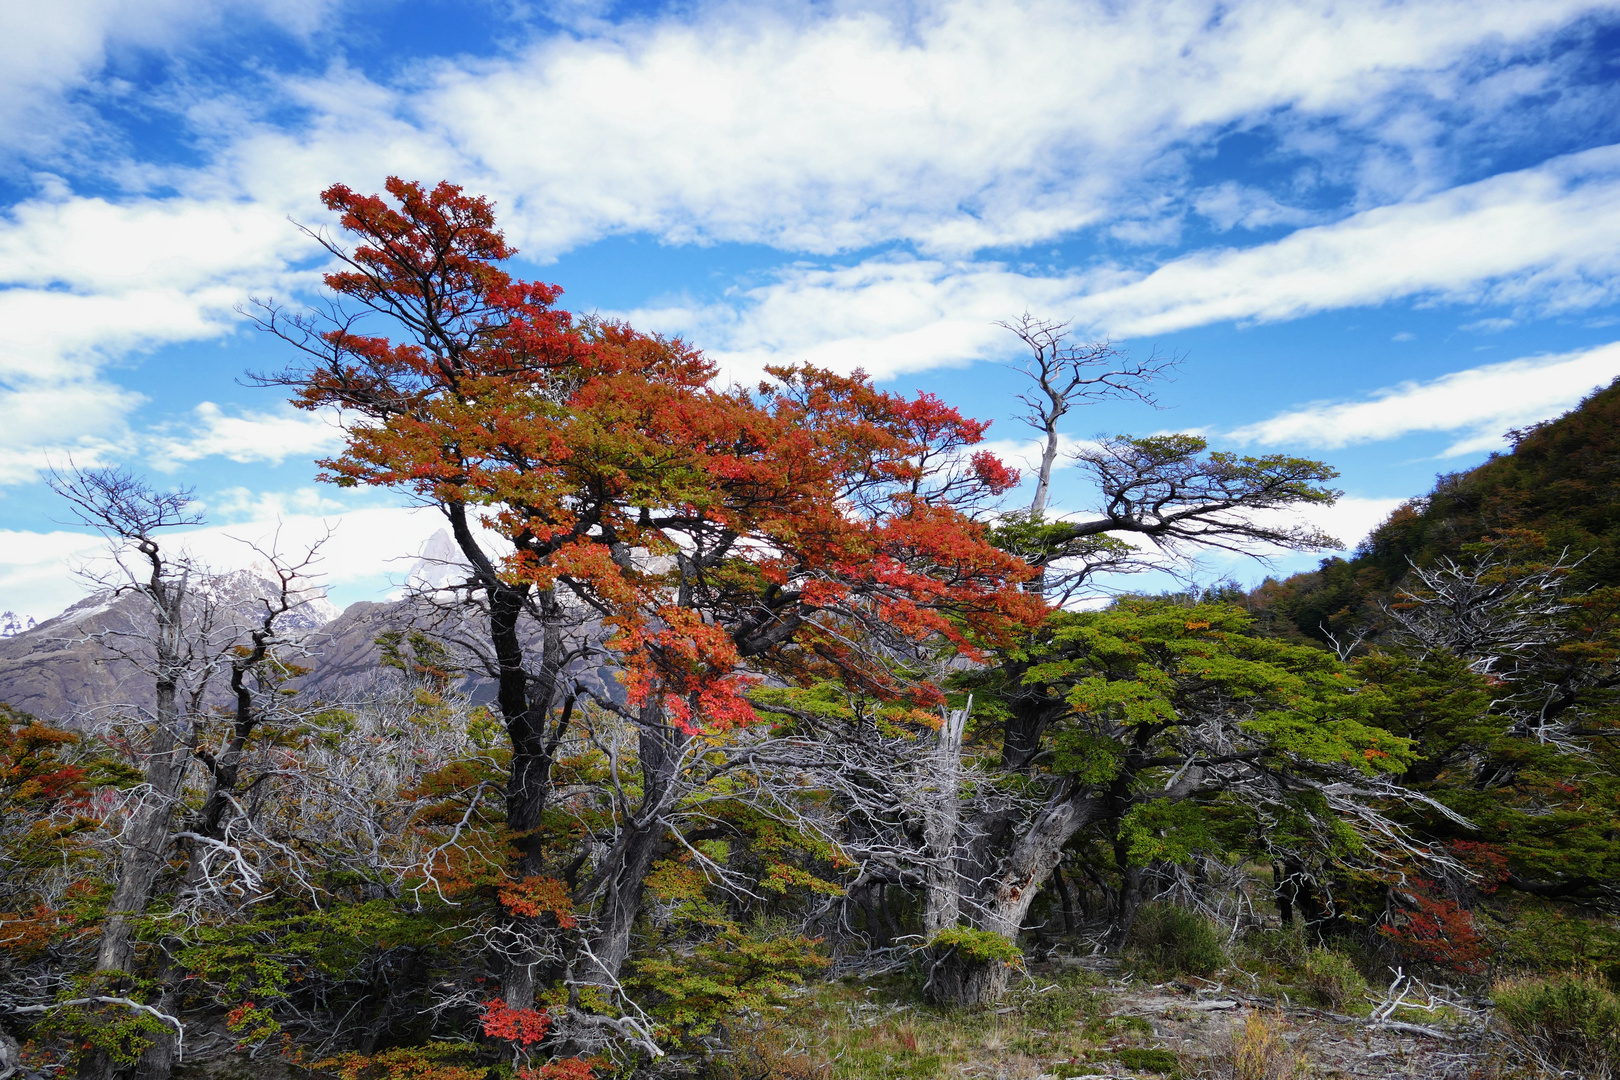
[{"left": 1250, "top": 376, "right": 1620, "bottom": 644}]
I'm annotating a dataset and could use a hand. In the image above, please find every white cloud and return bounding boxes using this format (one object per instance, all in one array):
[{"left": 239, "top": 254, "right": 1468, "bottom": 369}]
[
  {"left": 1192, "top": 182, "right": 1317, "bottom": 233},
  {"left": 628, "top": 144, "right": 1620, "bottom": 381},
  {"left": 145, "top": 403, "right": 344, "bottom": 470},
  {"left": 631, "top": 256, "right": 1089, "bottom": 381},
  {"left": 203, "top": 0, "right": 1618, "bottom": 258},
  {"left": 1074, "top": 143, "right": 1620, "bottom": 335},
  {"left": 1230, "top": 342, "right": 1620, "bottom": 456},
  {"left": 0, "top": 194, "right": 316, "bottom": 485},
  {"left": 0, "top": 0, "right": 337, "bottom": 155}
]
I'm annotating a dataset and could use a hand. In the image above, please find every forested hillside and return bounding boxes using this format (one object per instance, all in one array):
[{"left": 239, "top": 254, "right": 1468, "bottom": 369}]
[
  {"left": 2, "top": 182, "right": 1616, "bottom": 1080},
  {"left": 1250, "top": 376, "right": 1620, "bottom": 645}
]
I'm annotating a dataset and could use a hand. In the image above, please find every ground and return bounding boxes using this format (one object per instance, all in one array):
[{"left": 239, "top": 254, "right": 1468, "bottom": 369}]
[{"left": 726, "top": 955, "right": 1499, "bottom": 1080}]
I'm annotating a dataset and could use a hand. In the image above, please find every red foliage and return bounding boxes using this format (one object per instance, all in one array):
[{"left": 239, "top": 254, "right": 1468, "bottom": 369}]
[
  {"left": 295, "top": 178, "right": 1044, "bottom": 733},
  {"left": 1447, "top": 841, "right": 1511, "bottom": 894},
  {"left": 481, "top": 999, "right": 552, "bottom": 1046},
  {"left": 1378, "top": 880, "right": 1489, "bottom": 973}
]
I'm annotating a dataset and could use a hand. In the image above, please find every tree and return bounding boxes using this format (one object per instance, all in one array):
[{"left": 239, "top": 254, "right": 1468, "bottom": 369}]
[
  {"left": 250, "top": 178, "right": 1041, "bottom": 1028},
  {"left": 44, "top": 466, "right": 325, "bottom": 1080},
  {"left": 996, "top": 313, "right": 1176, "bottom": 519},
  {"left": 897, "top": 319, "right": 1354, "bottom": 1004},
  {"left": 932, "top": 600, "right": 1420, "bottom": 1004},
  {"left": 46, "top": 467, "right": 205, "bottom": 991}
]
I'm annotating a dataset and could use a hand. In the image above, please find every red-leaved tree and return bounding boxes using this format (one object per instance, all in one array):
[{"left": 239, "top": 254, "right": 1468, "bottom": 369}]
[{"left": 249, "top": 179, "right": 1042, "bottom": 1022}]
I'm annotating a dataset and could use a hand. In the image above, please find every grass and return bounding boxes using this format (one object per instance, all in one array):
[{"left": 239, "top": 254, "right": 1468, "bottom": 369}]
[{"left": 723, "top": 969, "right": 1176, "bottom": 1080}]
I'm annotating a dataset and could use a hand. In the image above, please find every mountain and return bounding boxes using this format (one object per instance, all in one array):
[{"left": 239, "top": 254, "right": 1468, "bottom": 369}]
[
  {"left": 0, "top": 531, "right": 621, "bottom": 720},
  {"left": 0, "top": 568, "right": 340, "bottom": 721}
]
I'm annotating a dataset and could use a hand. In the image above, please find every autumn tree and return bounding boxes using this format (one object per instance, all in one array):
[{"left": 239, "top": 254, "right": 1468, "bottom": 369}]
[{"left": 251, "top": 179, "right": 1041, "bottom": 1031}]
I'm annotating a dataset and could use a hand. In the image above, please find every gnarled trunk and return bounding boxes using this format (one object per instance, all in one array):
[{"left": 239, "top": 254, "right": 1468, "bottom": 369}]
[
  {"left": 926, "top": 788, "right": 1103, "bottom": 1006},
  {"left": 923, "top": 950, "right": 1014, "bottom": 1007}
]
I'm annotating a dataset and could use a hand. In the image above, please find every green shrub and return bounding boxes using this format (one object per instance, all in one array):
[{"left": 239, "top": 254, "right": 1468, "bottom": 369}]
[
  {"left": 924, "top": 925, "right": 1024, "bottom": 964},
  {"left": 1299, "top": 947, "right": 1368, "bottom": 1012},
  {"left": 1127, "top": 903, "right": 1227, "bottom": 977},
  {"left": 1491, "top": 906, "right": 1620, "bottom": 982},
  {"left": 1494, "top": 968, "right": 1620, "bottom": 1077}
]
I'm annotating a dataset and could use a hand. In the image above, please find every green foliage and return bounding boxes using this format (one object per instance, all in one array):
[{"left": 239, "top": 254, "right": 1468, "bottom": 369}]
[
  {"left": 1127, "top": 903, "right": 1226, "bottom": 977},
  {"left": 35, "top": 991, "right": 174, "bottom": 1068},
  {"left": 1488, "top": 905, "right": 1620, "bottom": 982},
  {"left": 1493, "top": 968, "right": 1620, "bottom": 1076},
  {"left": 1026, "top": 601, "right": 1412, "bottom": 778},
  {"left": 1113, "top": 1047, "right": 1182, "bottom": 1077},
  {"left": 627, "top": 926, "right": 829, "bottom": 1039},
  {"left": 175, "top": 896, "right": 458, "bottom": 1010},
  {"left": 1119, "top": 801, "right": 1217, "bottom": 866},
  {"left": 1049, "top": 730, "right": 1124, "bottom": 784}
]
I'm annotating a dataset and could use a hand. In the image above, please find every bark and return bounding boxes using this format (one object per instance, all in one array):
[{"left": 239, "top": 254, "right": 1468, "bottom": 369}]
[
  {"left": 979, "top": 789, "right": 1102, "bottom": 941},
  {"left": 927, "top": 789, "right": 1104, "bottom": 1006},
  {"left": 1105, "top": 865, "right": 1146, "bottom": 952},
  {"left": 921, "top": 702, "right": 969, "bottom": 936},
  {"left": 577, "top": 710, "right": 688, "bottom": 987},
  {"left": 923, "top": 951, "right": 1014, "bottom": 1007}
]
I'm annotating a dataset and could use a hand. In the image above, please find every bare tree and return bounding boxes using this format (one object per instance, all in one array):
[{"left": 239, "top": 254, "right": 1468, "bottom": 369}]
[
  {"left": 47, "top": 467, "right": 331, "bottom": 1079},
  {"left": 998, "top": 313, "right": 1177, "bottom": 517},
  {"left": 48, "top": 466, "right": 204, "bottom": 985}
]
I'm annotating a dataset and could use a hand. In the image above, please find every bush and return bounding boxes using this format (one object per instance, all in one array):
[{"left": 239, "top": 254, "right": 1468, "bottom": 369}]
[
  {"left": 1114, "top": 1047, "right": 1182, "bottom": 1076},
  {"left": 1494, "top": 968, "right": 1620, "bottom": 1078},
  {"left": 1127, "top": 903, "right": 1227, "bottom": 977},
  {"left": 1299, "top": 946, "right": 1368, "bottom": 1012}
]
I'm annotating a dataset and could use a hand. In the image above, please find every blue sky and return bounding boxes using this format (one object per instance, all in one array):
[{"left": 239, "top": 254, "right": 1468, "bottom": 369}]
[{"left": 5, "top": 0, "right": 1620, "bottom": 620}]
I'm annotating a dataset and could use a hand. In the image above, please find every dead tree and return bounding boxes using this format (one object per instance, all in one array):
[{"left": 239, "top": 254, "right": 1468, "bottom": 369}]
[{"left": 997, "top": 313, "right": 1176, "bottom": 519}]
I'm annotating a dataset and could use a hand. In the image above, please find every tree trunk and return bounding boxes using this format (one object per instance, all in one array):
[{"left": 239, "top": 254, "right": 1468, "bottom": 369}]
[
  {"left": 921, "top": 702, "right": 968, "bottom": 936},
  {"left": 979, "top": 789, "right": 1100, "bottom": 942},
  {"left": 928, "top": 790, "right": 1103, "bottom": 1006},
  {"left": 1274, "top": 862, "right": 1294, "bottom": 927},
  {"left": 922, "top": 950, "right": 1014, "bottom": 1007},
  {"left": 1106, "top": 864, "right": 1146, "bottom": 952},
  {"left": 577, "top": 710, "right": 687, "bottom": 987},
  {"left": 92, "top": 578, "right": 190, "bottom": 1080},
  {"left": 96, "top": 572, "right": 189, "bottom": 979}
]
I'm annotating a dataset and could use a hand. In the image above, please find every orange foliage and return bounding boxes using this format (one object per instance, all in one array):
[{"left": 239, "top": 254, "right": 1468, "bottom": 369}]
[
  {"left": 497, "top": 876, "right": 576, "bottom": 927},
  {"left": 294, "top": 177, "right": 1043, "bottom": 734}
]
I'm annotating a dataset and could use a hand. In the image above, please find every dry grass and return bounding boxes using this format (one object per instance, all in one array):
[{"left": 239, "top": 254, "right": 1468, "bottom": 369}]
[{"left": 1206, "top": 1011, "right": 1308, "bottom": 1080}]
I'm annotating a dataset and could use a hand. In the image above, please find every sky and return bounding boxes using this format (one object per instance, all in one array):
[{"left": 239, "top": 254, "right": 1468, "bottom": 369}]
[{"left": 4, "top": 0, "right": 1620, "bottom": 622}]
